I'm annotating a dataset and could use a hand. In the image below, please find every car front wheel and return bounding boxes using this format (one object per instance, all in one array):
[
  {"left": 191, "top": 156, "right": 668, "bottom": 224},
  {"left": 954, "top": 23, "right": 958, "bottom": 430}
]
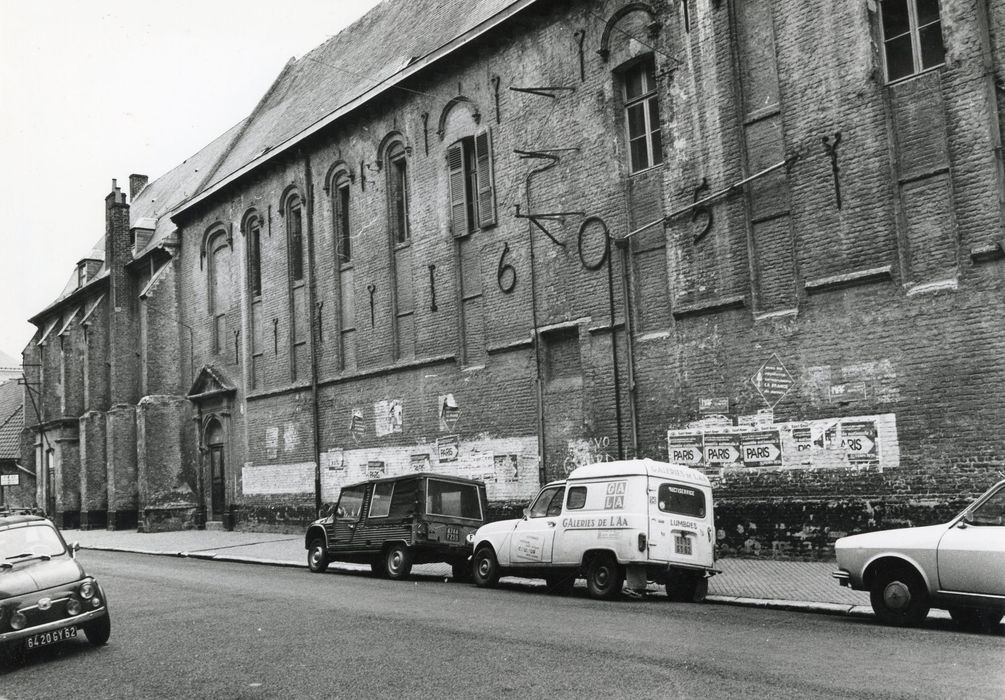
[
  {"left": 585, "top": 554, "right": 624, "bottom": 600},
  {"left": 384, "top": 544, "right": 413, "bottom": 580},
  {"left": 472, "top": 546, "right": 500, "bottom": 588},
  {"left": 869, "top": 565, "right": 930, "bottom": 627},
  {"left": 307, "top": 538, "right": 329, "bottom": 573},
  {"left": 948, "top": 607, "right": 1004, "bottom": 633},
  {"left": 83, "top": 613, "right": 111, "bottom": 646}
]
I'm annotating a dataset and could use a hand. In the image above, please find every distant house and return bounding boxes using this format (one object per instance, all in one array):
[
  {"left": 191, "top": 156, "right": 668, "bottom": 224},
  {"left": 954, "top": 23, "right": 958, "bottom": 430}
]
[{"left": 0, "top": 378, "right": 32, "bottom": 510}]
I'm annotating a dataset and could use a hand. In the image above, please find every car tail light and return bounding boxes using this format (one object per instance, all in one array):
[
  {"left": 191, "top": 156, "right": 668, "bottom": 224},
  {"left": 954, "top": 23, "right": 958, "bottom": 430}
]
[
  {"left": 79, "top": 581, "right": 95, "bottom": 599},
  {"left": 638, "top": 533, "right": 647, "bottom": 552},
  {"left": 10, "top": 610, "right": 27, "bottom": 630},
  {"left": 66, "top": 598, "right": 82, "bottom": 616}
]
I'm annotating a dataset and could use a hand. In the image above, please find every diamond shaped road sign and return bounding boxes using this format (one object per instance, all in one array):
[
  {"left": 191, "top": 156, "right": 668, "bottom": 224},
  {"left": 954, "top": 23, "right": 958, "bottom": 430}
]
[{"left": 750, "top": 353, "right": 795, "bottom": 408}]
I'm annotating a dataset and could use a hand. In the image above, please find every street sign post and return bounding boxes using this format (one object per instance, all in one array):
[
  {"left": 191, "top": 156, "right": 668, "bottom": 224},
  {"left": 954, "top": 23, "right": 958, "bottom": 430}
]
[{"left": 750, "top": 353, "right": 795, "bottom": 408}]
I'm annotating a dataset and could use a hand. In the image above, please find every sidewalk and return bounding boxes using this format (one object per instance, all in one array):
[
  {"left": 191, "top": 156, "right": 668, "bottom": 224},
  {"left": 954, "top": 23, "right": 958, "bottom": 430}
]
[{"left": 63, "top": 527, "right": 927, "bottom": 620}]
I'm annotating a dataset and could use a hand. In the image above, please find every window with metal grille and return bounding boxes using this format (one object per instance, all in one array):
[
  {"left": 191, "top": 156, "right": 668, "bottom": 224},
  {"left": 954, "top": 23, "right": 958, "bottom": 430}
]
[
  {"left": 623, "top": 58, "right": 663, "bottom": 173},
  {"left": 446, "top": 130, "right": 496, "bottom": 237},
  {"left": 879, "top": 0, "right": 945, "bottom": 82}
]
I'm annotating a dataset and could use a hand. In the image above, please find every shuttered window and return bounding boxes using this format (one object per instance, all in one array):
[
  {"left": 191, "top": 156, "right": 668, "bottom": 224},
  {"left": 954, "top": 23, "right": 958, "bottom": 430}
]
[{"left": 446, "top": 130, "right": 496, "bottom": 237}]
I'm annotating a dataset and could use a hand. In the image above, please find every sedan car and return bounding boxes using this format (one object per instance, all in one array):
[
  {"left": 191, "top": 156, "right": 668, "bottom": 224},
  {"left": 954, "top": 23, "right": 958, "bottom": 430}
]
[
  {"left": 1, "top": 513, "right": 111, "bottom": 664},
  {"left": 833, "top": 479, "right": 1005, "bottom": 631}
]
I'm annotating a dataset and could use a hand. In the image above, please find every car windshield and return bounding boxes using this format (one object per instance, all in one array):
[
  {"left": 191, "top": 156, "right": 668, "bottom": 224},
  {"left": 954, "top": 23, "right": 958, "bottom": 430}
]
[{"left": 0, "top": 524, "right": 67, "bottom": 564}]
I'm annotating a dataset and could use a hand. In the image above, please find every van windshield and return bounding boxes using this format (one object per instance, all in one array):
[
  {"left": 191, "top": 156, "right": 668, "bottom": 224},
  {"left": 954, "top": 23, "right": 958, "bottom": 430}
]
[
  {"left": 426, "top": 479, "right": 482, "bottom": 520},
  {"left": 657, "top": 483, "right": 706, "bottom": 518}
]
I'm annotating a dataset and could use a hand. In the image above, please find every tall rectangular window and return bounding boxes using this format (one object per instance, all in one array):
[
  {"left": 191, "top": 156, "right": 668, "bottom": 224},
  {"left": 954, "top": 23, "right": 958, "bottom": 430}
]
[
  {"left": 288, "top": 200, "right": 304, "bottom": 281},
  {"left": 248, "top": 217, "right": 262, "bottom": 298},
  {"left": 446, "top": 131, "right": 497, "bottom": 237},
  {"left": 388, "top": 145, "right": 409, "bottom": 244},
  {"left": 334, "top": 180, "right": 351, "bottom": 262},
  {"left": 624, "top": 59, "right": 663, "bottom": 173},
  {"left": 880, "top": 0, "right": 945, "bottom": 82}
]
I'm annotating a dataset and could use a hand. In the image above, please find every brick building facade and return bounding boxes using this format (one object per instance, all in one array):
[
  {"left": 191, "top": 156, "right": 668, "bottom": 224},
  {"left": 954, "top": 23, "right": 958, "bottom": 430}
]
[{"left": 23, "top": 0, "right": 1005, "bottom": 556}]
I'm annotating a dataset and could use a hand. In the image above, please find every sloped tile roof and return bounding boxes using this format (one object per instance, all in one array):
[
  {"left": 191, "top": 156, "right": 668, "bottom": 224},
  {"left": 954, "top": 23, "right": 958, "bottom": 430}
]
[{"left": 206, "top": 0, "right": 522, "bottom": 188}]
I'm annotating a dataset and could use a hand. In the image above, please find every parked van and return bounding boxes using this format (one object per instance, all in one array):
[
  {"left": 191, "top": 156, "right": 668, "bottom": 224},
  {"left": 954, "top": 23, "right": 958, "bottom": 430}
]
[
  {"left": 468, "top": 459, "right": 717, "bottom": 600},
  {"left": 305, "top": 473, "right": 488, "bottom": 580}
]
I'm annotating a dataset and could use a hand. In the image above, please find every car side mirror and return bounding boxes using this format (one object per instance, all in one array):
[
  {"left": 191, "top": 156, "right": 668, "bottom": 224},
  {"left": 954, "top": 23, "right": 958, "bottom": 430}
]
[
  {"left": 70, "top": 541, "right": 80, "bottom": 557},
  {"left": 522, "top": 508, "right": 529, "bottom": 520}
]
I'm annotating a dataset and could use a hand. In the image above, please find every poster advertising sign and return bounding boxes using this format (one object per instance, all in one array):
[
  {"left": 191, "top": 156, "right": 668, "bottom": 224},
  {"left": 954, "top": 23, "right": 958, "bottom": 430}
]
[
  {"left": 739, "top": 430, "right": 782, "bottom": 467},
  {"left": 1, "top": 474, "right": 18, "bottom": 486},
  {"left": 699, "top": 397, "right": 729, "bottom": 415},
  {"left": 349, "top": 409, "right": 365, "bottom": 443},
  {"left": 666, "top": 433, "right": 703, "bottom": 465},
  {"left": 437, "top": 435, "right": 459, "bottom": 463},
  {"left": 375, "top": 399, "right": 403, "bottom": 437},
  {"left": 410, "top": 453, "right": 432, "bottom": 471},
  {"left": 750, "top": 353, "right": 795, "bottom": 408},
  {"left": 367, "top": 460, "right": 386, "bottom": 478},
  {"left": 439, "top": 394, "right": 460, "bottom": 431},
  {"left": 703, "top": 432, "right": 741, "bottom": 466}
]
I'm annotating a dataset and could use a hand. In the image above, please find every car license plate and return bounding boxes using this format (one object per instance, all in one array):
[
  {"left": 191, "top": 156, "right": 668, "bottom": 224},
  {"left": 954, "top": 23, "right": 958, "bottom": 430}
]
[
  {"left": 674, "top": 534, "right": 692, "bottom": 556},
  {"left": 445, "top": 526, "right": 460, "bottom": 542},
  {"left": 25, "top": 626, "right": 77, "bottom": 649}
]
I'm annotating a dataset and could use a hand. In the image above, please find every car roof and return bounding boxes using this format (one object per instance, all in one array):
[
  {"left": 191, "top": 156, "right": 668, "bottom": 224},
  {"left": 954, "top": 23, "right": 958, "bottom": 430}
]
[
  {"left": 0, "top": 514, "right": 51, "bottom": 530},
  {"left": 339, "top": 472, "right": 486, "bottom": 490},
  {"left": 566, "top": 459, "right": 712, "bottom": 487}
]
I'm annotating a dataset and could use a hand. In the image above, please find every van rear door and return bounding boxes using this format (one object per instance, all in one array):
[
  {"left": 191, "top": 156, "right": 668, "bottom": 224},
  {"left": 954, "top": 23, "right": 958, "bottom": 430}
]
[{"left": 647, "top": 479, "right": 714, "bottom": 569}]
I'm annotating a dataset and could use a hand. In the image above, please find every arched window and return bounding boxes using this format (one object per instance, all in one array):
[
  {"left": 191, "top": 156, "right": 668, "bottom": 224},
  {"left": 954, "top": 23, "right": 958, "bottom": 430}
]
[
  {"left": 244, "top": 211, "right": 263, "bottom": 298},
  {"left": 386, "top": 142, "right": 410, "bottom": 245},
  {"left": 287, "top": 194, "right": 304, "bottom": 282},
  {"left": 332, "top": 172, "right": 352, "bottom": 262},
  {"left": 207, "top": 227, "right": 232, "bottom": 356},
  {"left": 621, "top": 57, "right": 663, "bottom": 173}
]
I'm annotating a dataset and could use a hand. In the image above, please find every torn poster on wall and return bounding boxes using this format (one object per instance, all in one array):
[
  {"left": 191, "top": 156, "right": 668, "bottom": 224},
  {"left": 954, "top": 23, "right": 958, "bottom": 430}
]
[
  {"left": 667, "top": 413, "right": 899, "bottom": 475},
  {"left": 374, "top": 399, "right": 402, "bottom": 436}
]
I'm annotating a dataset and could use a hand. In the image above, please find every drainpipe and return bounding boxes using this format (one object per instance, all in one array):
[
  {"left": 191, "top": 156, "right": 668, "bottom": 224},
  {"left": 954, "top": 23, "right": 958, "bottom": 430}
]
[
  {"left": 524, "top": 157, "right": 559, "bottom": 485},
  {"left": 615, "top": 238, "right": 639, "bottom": 456},
  {"left": 303, "top": 151, "right": 323, "bottom": 515}
]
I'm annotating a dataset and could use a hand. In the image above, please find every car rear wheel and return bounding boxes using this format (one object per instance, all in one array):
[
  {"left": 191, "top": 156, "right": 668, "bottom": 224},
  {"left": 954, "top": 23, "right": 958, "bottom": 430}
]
[
  {"left": 585, "top": 554, "right": 624, "bottom": 600},
  {"left": 383, "top": 544, "right": 413, "bottom": 580},
  {"left": 472, "top": 546, "right": 500, "bottom": 588},
  {"left": 83, "top": 613, "right": 111, "bottom": 646},
  {"left": 307, "top": 538, "right": 329, "bottom": 573},
  {"left": 948, "top": 607, "right": 1004, "bottom": 633},
  {"left": 666, "top": 572, "right": 708, "bottom": 603},
  {"left": 869, "top": 565, "right": 930, "bottom": 627}
]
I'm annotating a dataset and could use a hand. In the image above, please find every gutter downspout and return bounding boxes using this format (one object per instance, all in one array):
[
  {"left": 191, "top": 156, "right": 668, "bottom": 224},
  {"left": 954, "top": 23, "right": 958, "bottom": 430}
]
[
  {"left": 615, "top": 238, "right": 639, "bottom": 456},
  {"left": 525, "top": 156, "right": 560, "bottom": 485},
  {"left": 303, "top": 152, "right": 323, "bottom": 515}
]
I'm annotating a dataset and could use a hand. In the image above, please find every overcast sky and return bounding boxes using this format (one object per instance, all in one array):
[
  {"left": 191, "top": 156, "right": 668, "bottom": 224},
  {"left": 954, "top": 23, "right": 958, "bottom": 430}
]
[{"left": 0, "top": 0, "right": 383, "bottom": 363}]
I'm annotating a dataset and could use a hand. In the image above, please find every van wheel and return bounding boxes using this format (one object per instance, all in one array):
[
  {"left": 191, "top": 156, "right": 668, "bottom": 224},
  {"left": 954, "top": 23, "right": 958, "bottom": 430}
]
[
  {"left": 948, "top": 607, "right": 1004, "bottom": 633},
  {"left": 384, "top": 544, "right": 413, "bottom": 580},
  {"left": 472, "top": 546, "right": 500, "bottom": 588},
  {"left": 546, "top": 573, "right": 576, "bottom": 596},
  {"left": 869, "top": 565, "right": 929, "bottom": 627},
  {"left": 666, "top": 573, "right": 708, "bottom": 603},
  {"left": 585, "top": 555, "right": 623, "bottom": 600},
  {"left": 83, "top": 613, "right": 111, "bottom": 646},
  {"left": 307, "top": 538, "right": 329, "bottom": 573},
  {"left": 451, "top": 560, "right": 472, "bottom": 582}
]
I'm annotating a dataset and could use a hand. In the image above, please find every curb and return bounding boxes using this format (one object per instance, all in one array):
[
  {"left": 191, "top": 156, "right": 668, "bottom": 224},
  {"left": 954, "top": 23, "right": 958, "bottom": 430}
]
[{"left": 81, "top": 544, "right": 883, "bottom": 618}]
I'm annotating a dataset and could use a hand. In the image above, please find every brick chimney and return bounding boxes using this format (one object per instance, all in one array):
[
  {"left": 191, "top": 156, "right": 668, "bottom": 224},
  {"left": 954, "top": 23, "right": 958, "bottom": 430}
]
[
  {"left": 104, "top": 178, "right": 138, "bottom": 402},
  {"left": 129, "top": 174, "right": 148, "bottom": 200}
]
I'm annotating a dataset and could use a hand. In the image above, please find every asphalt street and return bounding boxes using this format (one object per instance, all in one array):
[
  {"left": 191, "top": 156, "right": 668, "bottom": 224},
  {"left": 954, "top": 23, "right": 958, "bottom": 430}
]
[{"left": 2, "top": 550, "right": 1002, "bottom": 699}]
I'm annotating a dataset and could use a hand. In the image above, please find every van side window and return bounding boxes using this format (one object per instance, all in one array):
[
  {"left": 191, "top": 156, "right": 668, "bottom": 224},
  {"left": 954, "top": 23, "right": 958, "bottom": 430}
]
[
  {"left": 369, "top": 481, "right": 395, "bottom": 518},
  {"left": 427, "top": 479, "right": 483, "bottom": 519},
  {"left": 387, "top": 478, "right": 418, "bottom": 518},
  {"left": 529, "top": 486, "right": 564, "bottom": 517},
  {"left": 337, "top": 485, "right": 366, "bottom": 520},
  {"left": 657, "top": 483, "right": 706, "bottom": 518},
  {"left": 566, "top": 486, "right": 587, "bottom": 510}
]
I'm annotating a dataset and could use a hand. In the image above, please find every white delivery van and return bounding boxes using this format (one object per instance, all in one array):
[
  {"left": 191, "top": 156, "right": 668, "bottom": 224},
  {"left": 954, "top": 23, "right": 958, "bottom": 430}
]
[{"left": 468, "top": 459, "right": 718, "bottom": 600}]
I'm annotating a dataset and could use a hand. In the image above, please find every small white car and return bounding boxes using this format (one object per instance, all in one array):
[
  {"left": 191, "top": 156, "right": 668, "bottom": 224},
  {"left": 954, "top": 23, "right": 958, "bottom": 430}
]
[
  {"left": 833, "top": 479, "right": 1005, "bottom": 631},
  {"left": 468, "top": 459, "right": 718, "bottom": 601}
]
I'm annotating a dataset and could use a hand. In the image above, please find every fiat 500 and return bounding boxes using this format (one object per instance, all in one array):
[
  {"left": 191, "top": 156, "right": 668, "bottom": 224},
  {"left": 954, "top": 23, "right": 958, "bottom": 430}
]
[
  {"left": 833, "top": 479, "right": 1005, "bottom": 631},
  {"left": 1, "top": 514, "right": 111, "bottom": 664}
]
